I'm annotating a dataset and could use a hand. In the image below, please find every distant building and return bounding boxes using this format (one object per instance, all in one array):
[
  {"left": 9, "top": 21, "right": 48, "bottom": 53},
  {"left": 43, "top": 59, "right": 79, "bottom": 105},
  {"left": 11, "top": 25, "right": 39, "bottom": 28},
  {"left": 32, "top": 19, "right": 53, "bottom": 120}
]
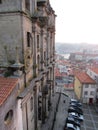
[{"left": 69, "top": 52, "right": 98, "bottom": 62}]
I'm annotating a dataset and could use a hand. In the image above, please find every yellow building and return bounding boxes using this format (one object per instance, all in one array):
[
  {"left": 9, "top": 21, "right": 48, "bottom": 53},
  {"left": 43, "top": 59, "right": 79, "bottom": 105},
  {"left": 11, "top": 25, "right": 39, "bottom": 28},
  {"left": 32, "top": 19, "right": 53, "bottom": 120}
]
[{"left": 74, "top": 71, "right": 96, "bottom": 104}]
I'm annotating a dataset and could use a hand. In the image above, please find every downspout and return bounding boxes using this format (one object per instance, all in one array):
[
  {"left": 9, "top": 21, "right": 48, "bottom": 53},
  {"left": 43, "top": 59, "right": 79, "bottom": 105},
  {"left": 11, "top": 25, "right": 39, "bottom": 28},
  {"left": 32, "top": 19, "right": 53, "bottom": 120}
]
[{"left": 20, "top": 0, "right": 26, "bottom": 88}]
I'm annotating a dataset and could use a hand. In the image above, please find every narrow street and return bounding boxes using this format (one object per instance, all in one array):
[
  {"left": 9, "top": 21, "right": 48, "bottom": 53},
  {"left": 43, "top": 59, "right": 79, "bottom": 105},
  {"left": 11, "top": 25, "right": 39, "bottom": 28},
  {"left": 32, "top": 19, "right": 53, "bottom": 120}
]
[
  {"left": 53, "top": 90, "right": 73, "bottom": 130},
  {"left": 53, "top": 90, "right": 98, "bottom": 130}
]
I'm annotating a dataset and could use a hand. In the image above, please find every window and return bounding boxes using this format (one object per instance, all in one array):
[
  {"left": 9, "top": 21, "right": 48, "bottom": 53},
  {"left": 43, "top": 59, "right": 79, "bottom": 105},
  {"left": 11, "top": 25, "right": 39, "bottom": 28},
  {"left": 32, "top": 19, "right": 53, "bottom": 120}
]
[
  {"left": 27, "top": 32, "right": 31, "bottom": 47},
  {"left": 37, "top": 35, "right": 39, "bottom": 49},
  {"left": 37, "top": 55, "right": 40, "bottom": 71},
  {"left": 91, "top": 85, "right": 94, "bottom": 88},
  {"left": 44, "top": 51, "right": 46, "bottom": 60},
  {"left": 25, "top": 0, "right": 30, "bottom": 11},
  {"left": 90, "top": 91, "right": 94, "bottom": 95},
  {"left": 85, "top": 84, "right": 89, "bottom": 88},
  {"left": 30, "top": 97, "right": 33, "bottom": 111},
  {"left": 4, "top": 110, "right": 13, "bottom": 125},
  {"left": 84, "top": 91, "right": 88, "bottom": 95}
]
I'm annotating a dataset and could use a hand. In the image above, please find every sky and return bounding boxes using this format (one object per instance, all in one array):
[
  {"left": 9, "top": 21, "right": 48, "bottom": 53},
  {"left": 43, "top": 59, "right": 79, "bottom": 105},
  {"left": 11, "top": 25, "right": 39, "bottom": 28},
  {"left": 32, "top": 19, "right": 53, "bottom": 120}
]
[{"left": 50, "top": 0, "right": 98, "bottom": 44}]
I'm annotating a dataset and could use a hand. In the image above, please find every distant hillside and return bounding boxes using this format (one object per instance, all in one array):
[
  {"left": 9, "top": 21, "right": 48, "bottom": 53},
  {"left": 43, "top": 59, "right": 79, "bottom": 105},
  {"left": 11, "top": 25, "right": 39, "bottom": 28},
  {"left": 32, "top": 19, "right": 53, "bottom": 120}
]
[{"left": 55, "top": 43, "right": 98, "bottom": 54}]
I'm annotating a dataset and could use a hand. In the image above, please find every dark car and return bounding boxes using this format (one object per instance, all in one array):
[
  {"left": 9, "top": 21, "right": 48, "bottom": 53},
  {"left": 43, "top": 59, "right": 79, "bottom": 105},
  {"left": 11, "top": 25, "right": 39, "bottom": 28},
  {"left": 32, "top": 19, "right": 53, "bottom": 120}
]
[
  {"left": 65, "top": 116, "right": 81, "bottom": 127},
  {"left": 68, "top": 107, "right": 83, "bottom": 115}
]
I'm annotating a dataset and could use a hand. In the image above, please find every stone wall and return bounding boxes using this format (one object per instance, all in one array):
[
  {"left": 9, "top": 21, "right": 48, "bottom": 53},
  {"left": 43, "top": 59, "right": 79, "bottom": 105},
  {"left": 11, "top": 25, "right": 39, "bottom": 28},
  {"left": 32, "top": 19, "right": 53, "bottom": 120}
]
[{"left": 0, "top": 14, "right": 22, "bottom": 63}]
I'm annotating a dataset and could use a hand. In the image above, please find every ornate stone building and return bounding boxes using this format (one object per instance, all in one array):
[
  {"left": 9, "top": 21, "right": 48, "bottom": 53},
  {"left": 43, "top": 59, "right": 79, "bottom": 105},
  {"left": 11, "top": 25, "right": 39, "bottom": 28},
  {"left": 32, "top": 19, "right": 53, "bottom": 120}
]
[{"left": 0, "top": 0, "right": 55, "bottom": 130}]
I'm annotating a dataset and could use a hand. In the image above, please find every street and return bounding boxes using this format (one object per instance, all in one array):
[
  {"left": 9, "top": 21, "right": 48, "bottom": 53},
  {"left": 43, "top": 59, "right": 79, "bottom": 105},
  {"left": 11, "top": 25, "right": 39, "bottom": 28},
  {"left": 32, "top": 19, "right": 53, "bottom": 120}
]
[
  {"left": 53, "top": 90, "right": 73, "bottom": 130},
  {"left": 41, "top": 89, "right": 98, "bottom": 130},
  {"left": 53, "top": 90, "right": 98, "bottom": 130}
]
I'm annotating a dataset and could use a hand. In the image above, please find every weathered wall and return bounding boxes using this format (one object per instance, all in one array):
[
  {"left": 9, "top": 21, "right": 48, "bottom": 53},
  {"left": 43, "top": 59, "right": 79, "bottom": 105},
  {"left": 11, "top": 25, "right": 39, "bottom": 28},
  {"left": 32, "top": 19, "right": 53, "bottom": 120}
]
[{"left": 0, "top": 14, "right": 22, "bottom": 63}]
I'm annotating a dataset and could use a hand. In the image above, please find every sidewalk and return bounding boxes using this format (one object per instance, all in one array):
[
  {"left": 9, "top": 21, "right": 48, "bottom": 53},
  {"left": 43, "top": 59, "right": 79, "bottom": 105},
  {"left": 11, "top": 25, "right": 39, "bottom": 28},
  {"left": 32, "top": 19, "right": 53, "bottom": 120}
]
[{"left": 41, "top": 93, "right": 59, "bottom": 130}]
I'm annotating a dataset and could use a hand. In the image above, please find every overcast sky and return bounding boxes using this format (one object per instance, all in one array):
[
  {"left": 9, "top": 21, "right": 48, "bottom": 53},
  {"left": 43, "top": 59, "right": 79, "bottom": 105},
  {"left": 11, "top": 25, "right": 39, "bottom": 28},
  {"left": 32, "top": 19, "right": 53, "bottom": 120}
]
[{"left": 50, "top": 0, "right": 98, "bottom": 44}]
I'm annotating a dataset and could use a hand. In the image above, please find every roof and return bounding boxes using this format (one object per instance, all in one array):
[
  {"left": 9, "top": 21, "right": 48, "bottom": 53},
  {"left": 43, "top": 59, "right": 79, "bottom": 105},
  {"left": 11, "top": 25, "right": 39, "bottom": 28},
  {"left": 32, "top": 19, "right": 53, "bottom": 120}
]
[
  {"left": 0, "top": 77, "right": 18, "bottom": 106},
  {"left": 75, "top": 71, "right": 95, "bottom": 84},
  {"left": 64, "top": 83, "right": 74, "bottom": 88},
  {"left": 55, "top": 68, "right": 62, "bottom": 77},
  {"left": 90, "top": 67, "right": 98, "bottom": 74}
]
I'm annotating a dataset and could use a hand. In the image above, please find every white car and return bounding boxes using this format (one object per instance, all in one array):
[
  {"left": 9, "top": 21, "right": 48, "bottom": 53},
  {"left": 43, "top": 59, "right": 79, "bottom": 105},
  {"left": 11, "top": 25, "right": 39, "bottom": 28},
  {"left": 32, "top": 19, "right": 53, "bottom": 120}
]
[
  {"left": 70, "top": 99, "right": 82, "bottom": 107},
  {"left": 69, "top": 112, "right": 84, "bottom": 122},
  {"left": 65, "top": 123, "right": 80, "bottom": 130}
]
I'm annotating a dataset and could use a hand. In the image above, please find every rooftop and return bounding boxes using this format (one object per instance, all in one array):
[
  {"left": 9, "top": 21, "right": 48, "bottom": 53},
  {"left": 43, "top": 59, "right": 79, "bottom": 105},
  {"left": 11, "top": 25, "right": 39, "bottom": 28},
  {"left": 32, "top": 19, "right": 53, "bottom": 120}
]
[
  {"left": 89, "top": 67, "right": 98, "bottom": 74},
  {"left": 75, "top": 71, "right": 95, "bottom": 84},
  {"left": 0, "top": 76, "right": 18, "bottom": 106}
]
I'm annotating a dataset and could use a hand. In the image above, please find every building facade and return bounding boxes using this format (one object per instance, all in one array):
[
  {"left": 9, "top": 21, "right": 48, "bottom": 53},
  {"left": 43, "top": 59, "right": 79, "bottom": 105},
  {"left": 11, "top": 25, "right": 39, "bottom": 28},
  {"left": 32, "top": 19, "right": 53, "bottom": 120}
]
[
  {"left": 0, "top": 0, "right": 56, "bottom": 130},
  {"left": 74, "top": 71, "right": 96, "bottom": 104}
]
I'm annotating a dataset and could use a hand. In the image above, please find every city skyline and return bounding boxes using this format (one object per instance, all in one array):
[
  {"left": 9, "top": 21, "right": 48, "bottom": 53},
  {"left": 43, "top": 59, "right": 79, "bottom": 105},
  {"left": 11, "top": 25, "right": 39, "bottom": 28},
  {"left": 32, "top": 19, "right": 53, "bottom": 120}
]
[{"left": 50, "top": 0, "right": 98, "bottom": 44}]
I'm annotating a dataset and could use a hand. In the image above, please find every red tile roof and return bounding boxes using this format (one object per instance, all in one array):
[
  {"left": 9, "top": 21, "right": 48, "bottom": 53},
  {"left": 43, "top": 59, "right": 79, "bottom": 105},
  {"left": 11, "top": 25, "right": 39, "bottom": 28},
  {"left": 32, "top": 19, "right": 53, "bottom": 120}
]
[
  {"left": 55, "top": 68, "right": 62, "bottom": 77},
  {"left": 64, "top": 83, "right": 74, "bottom": 88},
  {"left": 56, "top": 60, "right": 70, "bottom": 65},
  {"left": 90, "top": 67, "right": 98, "bottom": 74},
  {"left": 0, "top": 77, "right": 18, "bottom": 106},
  {"left": 75, "top": 71, "right": 95, "bottom": 84}
]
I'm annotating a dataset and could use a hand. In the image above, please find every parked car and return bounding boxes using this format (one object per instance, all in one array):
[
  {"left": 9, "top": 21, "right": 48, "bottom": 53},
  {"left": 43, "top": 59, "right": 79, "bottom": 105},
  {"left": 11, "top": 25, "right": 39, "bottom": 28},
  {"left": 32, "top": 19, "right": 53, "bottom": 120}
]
[
  {"left": 70, "top": 99, "right": 82, "bottom": 107},
  {"left": 68, "top": 107, "right": 83, "bottom": 115},
  {"left": 68, "top": 112, "right": 84, "bottom": 122},
  {"left": 69, "top": 103, "right": 82, "bottom": 109},
  {"left": 65, "top": 116, "right": 81, "bottom": 127},
  {"left": 69, "top": 103, "right": 83, "bottom": 111},
  {"left": 70, "top": 99, "right": 80, "bottom": 103},
  {"left": 64, "top": 123, "right": 80, "bottom": 130}
]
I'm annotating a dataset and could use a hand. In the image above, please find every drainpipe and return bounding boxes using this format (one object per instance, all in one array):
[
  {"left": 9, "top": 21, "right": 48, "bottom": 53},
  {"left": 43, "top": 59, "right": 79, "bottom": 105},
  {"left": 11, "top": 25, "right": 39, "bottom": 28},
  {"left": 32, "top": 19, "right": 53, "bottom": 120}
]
[{"left": 20, "top": 1, "right": 27, "bottom": 88}]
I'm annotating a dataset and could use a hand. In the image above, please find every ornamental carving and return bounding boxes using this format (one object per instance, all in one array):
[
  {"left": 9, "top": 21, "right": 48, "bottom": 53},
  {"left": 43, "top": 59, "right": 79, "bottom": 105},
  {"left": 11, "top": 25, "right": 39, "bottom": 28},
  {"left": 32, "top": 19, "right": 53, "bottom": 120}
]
[{"left": 39, "top": 17, "right": 48, "bottom": 28}]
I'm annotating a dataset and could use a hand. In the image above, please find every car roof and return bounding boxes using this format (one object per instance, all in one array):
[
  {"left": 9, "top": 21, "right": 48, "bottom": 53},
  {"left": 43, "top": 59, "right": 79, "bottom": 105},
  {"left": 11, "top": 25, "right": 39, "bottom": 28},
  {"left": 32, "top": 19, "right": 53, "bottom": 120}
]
[
  {"left": 71, "top": 99, "right": 78, "bottom": 102},
  {"left": 69, "top": 112, "right": 78, "bottom": 116},
  {"left": 67, "top": 123, "right": 74, "bottom": 127},
  {"left": 67, "top": 116, "right": 74, "bottom": 120}
]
